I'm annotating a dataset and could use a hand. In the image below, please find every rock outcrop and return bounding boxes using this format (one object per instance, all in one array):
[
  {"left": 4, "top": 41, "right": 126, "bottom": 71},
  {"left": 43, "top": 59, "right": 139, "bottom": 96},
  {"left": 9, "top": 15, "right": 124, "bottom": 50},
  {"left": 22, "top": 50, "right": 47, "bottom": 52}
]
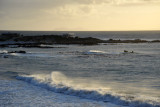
[{"left": 0, "top": 33, "right": 160, "bottom": 48}]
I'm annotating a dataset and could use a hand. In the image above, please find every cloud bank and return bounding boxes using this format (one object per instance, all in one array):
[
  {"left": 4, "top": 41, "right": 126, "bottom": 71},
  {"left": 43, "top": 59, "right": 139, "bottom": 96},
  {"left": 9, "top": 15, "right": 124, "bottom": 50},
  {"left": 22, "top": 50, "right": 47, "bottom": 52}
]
[{"left": 0, "top": 0, "right": 160, "bottom": 30}]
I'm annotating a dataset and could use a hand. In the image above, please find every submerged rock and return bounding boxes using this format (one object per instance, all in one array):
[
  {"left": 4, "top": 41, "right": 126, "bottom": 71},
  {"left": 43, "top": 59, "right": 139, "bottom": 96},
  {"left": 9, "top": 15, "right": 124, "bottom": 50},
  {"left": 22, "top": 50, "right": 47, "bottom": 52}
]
[
  {"left": 1, "top": 55, "right": 9, "bottom": 58},
  {"left": 3, "top": 55, "right": 9, "bottom": 58}
]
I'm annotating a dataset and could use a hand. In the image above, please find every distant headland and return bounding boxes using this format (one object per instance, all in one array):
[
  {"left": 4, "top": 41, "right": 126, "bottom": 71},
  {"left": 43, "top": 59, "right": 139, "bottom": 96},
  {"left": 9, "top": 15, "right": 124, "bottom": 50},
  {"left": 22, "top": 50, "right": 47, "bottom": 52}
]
[{"left": 0, "top": 32, "right": 160, "bottom": 48}]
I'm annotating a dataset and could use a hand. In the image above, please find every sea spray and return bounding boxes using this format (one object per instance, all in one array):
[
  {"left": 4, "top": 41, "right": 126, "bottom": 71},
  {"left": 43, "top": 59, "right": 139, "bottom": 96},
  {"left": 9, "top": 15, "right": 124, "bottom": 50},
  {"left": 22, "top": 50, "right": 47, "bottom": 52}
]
[{"left": 16, "top": 71, "right": 160, "bottom": 107}]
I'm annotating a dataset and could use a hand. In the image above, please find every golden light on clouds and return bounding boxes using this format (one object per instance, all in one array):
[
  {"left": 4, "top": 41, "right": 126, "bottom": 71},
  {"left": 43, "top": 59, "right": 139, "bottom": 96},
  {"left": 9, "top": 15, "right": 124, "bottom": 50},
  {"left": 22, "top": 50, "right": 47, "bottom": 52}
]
[{"left": 0, "top": 0, "right": 160, "bottom": 31}]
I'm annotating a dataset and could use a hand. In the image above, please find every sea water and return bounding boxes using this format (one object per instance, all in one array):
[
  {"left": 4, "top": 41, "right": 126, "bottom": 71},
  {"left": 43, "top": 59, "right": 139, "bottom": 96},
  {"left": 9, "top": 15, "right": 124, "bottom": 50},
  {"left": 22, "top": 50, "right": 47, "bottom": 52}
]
[{"left": 0, "top": 31, "right": 160, "bottom": 107}]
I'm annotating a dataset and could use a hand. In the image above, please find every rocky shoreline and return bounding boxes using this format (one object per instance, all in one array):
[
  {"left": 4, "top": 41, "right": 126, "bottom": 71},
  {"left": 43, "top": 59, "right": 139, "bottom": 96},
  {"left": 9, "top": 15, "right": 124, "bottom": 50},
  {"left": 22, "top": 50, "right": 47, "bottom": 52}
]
[{"left": 0, "top": 33, "right": 160, "bottom": 48}]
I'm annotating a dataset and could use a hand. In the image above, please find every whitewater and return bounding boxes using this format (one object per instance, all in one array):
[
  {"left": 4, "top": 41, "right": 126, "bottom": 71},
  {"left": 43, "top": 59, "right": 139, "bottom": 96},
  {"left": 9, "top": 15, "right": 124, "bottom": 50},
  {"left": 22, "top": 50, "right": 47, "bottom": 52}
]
[{"left": 0, "top": 31, "right": 160, "bottom": 107}]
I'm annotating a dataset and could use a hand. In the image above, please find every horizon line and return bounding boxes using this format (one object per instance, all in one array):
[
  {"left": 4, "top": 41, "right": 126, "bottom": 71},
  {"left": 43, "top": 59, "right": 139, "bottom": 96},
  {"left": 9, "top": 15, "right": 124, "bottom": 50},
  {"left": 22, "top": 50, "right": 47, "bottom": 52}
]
[{"left": 0, "top": 29, "right": 160, "bottom": 32}]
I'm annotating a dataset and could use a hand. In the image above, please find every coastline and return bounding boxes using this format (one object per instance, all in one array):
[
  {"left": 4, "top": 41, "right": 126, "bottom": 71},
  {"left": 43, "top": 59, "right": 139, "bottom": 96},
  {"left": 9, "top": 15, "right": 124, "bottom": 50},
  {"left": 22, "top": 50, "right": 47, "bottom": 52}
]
[{"left": 0, "top": 33, "right": 160, "bottom": 48}]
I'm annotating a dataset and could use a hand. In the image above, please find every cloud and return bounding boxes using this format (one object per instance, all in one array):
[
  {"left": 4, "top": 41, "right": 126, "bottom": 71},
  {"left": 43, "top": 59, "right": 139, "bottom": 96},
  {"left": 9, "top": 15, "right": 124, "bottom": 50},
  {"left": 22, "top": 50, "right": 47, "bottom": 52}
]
[
  {"left": 0, "top": 0, "right": 159, "bottom": 18},
  {"left": 0, "top": 0, "right": 159, "bottom": 30},
  {"left": 112, "top": 0, "right": 160, "bottom": 6},
  {"left": 0, "top": 0, "right": 97, "bottom": 19},
  {"left": 0, "top": 0, "right": 160, "bottom": 14},
  {"left": 1, "top": 0, "right": 159, "bottom": 9}
]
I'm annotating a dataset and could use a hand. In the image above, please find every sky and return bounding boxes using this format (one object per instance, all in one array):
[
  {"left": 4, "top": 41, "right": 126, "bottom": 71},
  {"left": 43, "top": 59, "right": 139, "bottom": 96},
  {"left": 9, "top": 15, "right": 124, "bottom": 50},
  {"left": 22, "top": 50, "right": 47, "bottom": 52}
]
[{"left": 0, "top": 0, "right": 160, "bottom": 31}]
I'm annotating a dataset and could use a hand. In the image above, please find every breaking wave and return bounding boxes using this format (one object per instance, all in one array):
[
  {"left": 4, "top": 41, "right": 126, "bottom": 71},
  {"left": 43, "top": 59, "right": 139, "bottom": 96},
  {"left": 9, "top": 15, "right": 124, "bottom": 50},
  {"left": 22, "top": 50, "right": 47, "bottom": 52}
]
[
  {"left": 84, "top": 50, "right": 107, "bottom": 55},
  {"left": 0, "top": 50, "right": 54, "bottom": 58},
  {"left": 10, "top": 53, "right": 52, "bottom": 57},
  {"left": 16, "top": 72, "right": 160, "bottom": 107},
  {"left": 0, "top": 50, "right": 8, "bottom": 54},
  {"left": 59, "top": 50, "right": 133, "bottom": 56},
  {"left": 85, "top": 50, "right": 135, "bottom": 55}
]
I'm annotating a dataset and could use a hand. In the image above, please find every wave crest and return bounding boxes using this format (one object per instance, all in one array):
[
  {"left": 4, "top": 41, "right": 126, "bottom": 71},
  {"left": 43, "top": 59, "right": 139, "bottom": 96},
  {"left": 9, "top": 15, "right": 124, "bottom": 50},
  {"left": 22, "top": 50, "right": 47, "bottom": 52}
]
[
  {"left": 0, "top": 50, "right": 8, "bottom": 54},
  {"left": 16, "top": 72, "right": 160, "bottom": 107}
]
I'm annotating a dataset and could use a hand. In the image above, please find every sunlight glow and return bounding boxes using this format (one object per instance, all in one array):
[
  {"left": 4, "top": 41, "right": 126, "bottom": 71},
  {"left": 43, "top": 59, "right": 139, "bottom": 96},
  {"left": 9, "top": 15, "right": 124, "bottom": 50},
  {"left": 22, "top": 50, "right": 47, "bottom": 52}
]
[{"left": 0, "top": 0, "right": 160, "bottom": 31}]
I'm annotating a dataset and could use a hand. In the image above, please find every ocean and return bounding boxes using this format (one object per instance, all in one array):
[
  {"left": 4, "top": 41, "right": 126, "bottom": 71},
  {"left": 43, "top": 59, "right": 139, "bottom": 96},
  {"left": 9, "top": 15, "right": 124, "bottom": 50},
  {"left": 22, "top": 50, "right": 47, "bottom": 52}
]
[{"left": 0, "top": 31, "right": 160, "bottom": 107}]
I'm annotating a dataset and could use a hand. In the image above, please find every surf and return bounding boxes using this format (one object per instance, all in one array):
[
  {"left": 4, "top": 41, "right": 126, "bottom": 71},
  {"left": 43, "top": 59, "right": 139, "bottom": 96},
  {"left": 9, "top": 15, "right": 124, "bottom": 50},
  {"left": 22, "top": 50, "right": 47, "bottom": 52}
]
[{"left": 16, "top": 71, "right": 160, "bottom": 107}]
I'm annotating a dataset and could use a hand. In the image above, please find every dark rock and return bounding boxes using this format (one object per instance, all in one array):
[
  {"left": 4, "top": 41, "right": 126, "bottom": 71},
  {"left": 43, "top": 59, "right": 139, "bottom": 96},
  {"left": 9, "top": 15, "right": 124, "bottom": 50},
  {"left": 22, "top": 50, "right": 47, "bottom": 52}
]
[
  {"left": 151, "top": 40, "right": 160, "bottom": 42},
  {"left": 124, "top": 50, "right": 134, "bottom": 53},
  {"left": 124, "top": 50, "right": 128, "bottom": 53},
  {"left": 1, "top": 33, "right": 160, "bottom": 47},
  {"left": 0, "top": 45, "right": 8, "bottom": 48},
  {"left": 8, "top": 50, "right": 26, "bottom": 54}
]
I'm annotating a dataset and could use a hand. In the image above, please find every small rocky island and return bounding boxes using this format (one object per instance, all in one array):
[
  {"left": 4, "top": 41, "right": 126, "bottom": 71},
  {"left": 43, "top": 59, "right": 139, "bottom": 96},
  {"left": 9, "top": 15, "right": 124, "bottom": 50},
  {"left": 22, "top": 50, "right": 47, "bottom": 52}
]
[
  {"left": 0, "top": 33, "right": 104, "bottom": 47},
  {"left": 0, "top": 32, "right": 160, "bottom": 48}
]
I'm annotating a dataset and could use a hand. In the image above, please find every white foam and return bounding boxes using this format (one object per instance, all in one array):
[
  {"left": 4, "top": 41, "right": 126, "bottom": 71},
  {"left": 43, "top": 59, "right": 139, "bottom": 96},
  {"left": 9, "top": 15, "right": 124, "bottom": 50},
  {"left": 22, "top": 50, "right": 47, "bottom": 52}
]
[
  {"left": 89, "top": 50, "right": 107, "bottom": 54},
  {"left": 16, "top": 72, "right": 160, "bottom": 107},
  {"left": 83, "top": 50, "right": 108, "bottom": 55},
  {"left": 9, "top": 52, "right": 54, "bottom": 58},
  {"left": 1, "top": 80, "right": 118, "bottom": 107},
  {"left": 0, "top": 50, "right": 8, "bottom": 54},
  {"left": 84, "top": 50, "right": 129, "bottom": 55}
]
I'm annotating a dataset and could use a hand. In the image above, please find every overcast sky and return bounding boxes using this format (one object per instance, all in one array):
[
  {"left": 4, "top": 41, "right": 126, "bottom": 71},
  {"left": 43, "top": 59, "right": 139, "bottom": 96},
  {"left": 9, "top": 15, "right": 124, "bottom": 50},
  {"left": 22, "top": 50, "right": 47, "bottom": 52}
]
[{"left": 0, "top": 0, "right": 160, "bottom": 31}]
